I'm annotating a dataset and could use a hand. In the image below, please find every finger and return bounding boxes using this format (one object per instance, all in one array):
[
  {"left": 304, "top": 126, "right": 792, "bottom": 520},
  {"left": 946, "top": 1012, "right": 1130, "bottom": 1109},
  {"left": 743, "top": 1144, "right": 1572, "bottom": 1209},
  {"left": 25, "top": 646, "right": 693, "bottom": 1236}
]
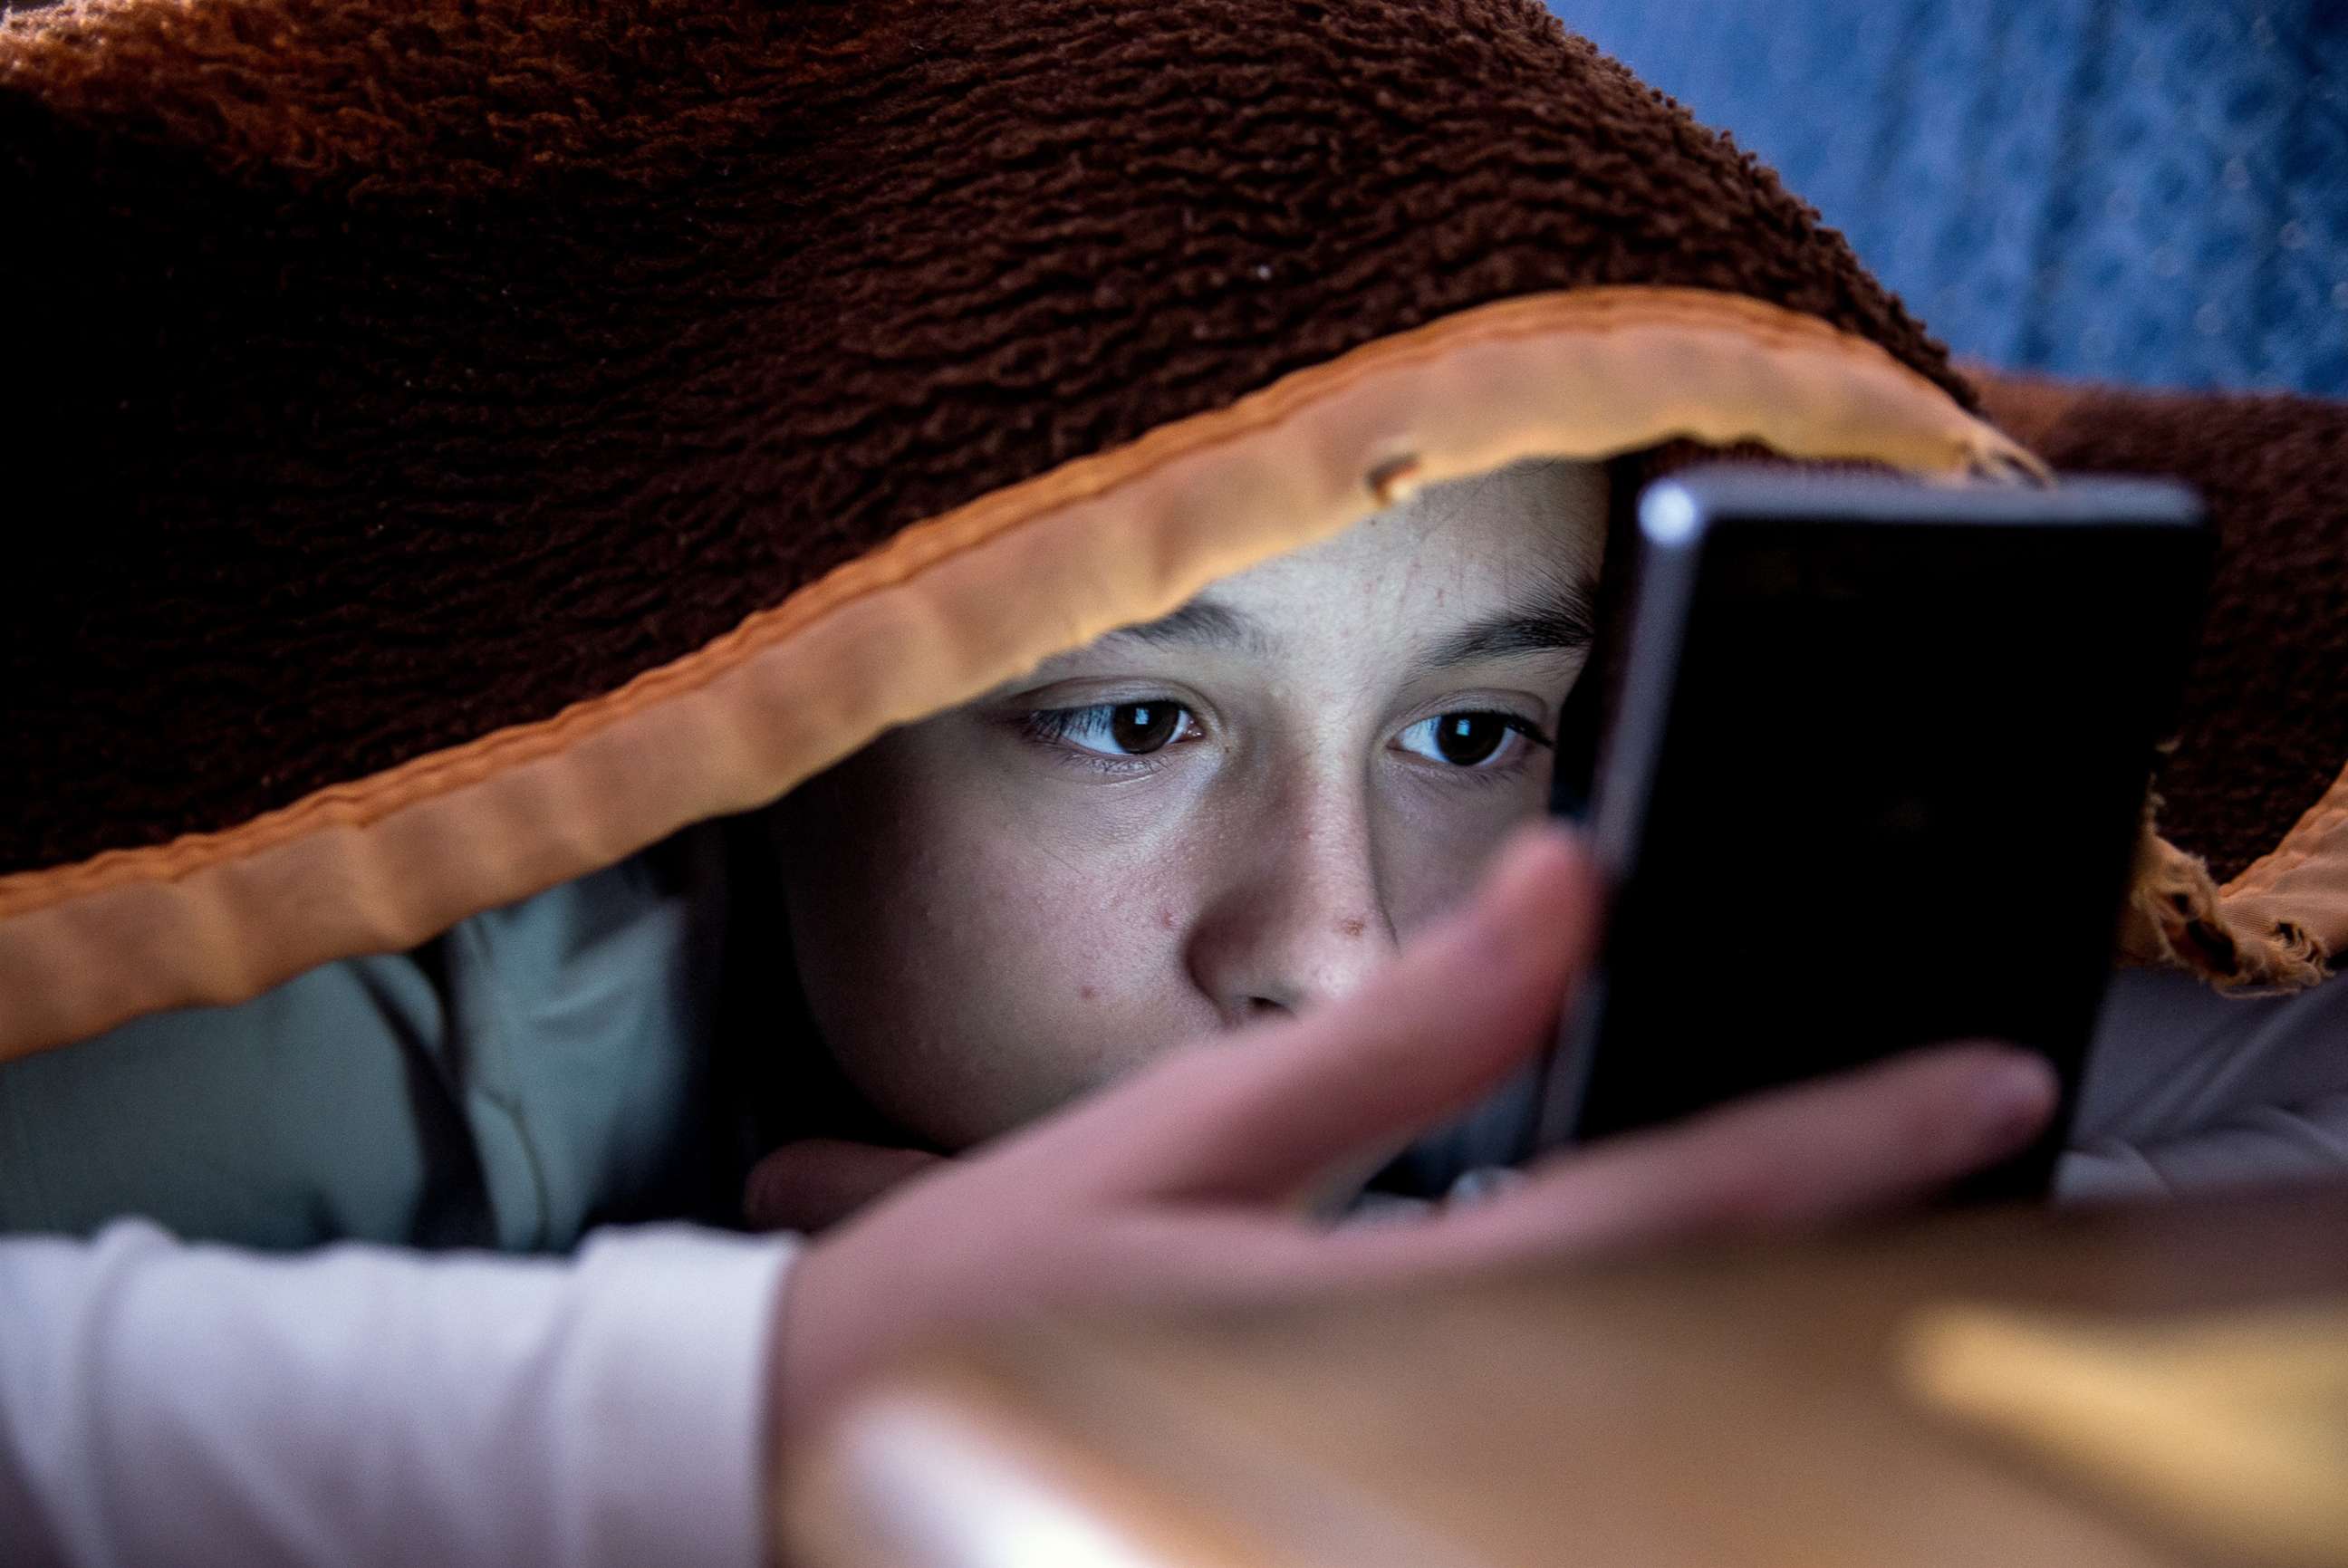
[
  {"left": 743, "top": 1139, "right": 945, "bottom": 1233},
  {"left": 1028, "top": 822, "right": 1602, "bottom": 1201},
  {"left": 1320, "top": 1044, "right": 2060, "bottom": 1278}
]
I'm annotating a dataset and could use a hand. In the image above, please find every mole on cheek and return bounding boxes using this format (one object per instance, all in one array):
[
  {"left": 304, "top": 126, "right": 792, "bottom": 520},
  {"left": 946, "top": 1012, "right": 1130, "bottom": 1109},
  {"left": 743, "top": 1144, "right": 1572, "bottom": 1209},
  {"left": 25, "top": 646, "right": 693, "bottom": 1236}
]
[
  {"left": 1079, "top": 984, "right": 1098, "bottom": 1001},
  {"left": 1337, "top": 917, "right": 1367, "bottom": 939}
]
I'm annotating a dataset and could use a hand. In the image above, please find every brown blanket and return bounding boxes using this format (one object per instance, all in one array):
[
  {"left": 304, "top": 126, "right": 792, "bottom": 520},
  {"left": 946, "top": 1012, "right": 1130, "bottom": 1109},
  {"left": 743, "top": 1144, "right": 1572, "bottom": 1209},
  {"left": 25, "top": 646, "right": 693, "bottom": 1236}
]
[
  {"left": 0, "top": 0, "right": 2329, "bottom": 1061},
  {"left": 1979, "top": 374, "right": 2348, "bottom": 989}
]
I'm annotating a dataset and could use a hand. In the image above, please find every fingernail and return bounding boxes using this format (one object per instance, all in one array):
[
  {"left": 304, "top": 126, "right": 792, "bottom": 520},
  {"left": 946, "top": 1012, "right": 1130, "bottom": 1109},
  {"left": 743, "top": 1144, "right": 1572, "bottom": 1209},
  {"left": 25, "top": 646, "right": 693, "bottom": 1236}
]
[
  {"left": 1472, "top": 824, "right": 1585, "bottom": 939},
  {"left": 1495, "top": 821, "right": 1583, "bottom": 889},
  {"left": 1976, "top": 1052, "right": 2059, "bottom": 1145}
]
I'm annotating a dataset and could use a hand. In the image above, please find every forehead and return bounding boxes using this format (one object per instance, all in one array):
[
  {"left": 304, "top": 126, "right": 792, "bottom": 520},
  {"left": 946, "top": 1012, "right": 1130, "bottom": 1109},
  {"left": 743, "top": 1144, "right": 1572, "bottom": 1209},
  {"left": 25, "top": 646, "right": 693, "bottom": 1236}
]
[{"left": 1209, "top": 457, "right": 1606, "bottom": 611}]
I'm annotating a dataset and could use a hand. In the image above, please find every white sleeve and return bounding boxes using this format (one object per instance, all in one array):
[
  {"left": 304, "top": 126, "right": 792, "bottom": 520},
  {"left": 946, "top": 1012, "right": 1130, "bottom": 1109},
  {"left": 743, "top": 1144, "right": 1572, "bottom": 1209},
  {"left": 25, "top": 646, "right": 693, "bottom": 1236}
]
[{"left": 0, "top": 1219, "right": 796, "bottom": 1568}]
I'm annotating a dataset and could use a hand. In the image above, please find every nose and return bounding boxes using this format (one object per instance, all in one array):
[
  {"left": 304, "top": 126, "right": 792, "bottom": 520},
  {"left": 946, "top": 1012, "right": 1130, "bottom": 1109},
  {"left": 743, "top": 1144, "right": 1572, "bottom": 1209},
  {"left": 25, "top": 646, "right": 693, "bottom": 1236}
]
[{"left": 1185, "top": 783, "right": 1397, "bottom": 1025}]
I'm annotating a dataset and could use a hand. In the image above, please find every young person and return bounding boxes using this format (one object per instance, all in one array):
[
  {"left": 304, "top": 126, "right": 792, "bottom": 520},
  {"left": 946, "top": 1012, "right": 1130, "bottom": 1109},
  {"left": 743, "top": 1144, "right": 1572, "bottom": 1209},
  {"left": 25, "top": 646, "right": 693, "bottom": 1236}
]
[
  {"left": 14, "top": 454, "right": 2332, "bottom": 1563},
  {"left": 769, "top": 460, "right": 1604, "bottom": 1161},
  {"left": 0, "top": 462, "right": 2073, "bottom": 1564},
  {"left": 5, "top": 1, "right": 2341, "bottom": 1563}
]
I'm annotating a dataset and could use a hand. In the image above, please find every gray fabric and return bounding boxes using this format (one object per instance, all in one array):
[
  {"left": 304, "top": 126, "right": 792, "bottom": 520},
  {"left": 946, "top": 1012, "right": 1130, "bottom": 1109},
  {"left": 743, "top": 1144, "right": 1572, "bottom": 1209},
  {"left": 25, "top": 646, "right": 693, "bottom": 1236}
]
[
  {"left": 2059, "top": 966, "right": 2348, "bottom": 1199},
  {"left": 0, "top": 829, "right": 734, "bottom": 1253},
  {"left": 1389, "top": 966, "right": 2348, "bottom": 1202},
  {"left": 6, "top": 813, "right": 2336, "bottom": 1248}
]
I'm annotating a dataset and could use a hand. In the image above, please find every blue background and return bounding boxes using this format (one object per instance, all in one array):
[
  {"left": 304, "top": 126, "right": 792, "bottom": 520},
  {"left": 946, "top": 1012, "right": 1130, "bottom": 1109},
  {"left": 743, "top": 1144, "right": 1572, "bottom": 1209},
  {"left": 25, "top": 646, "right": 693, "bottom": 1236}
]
[{"left": 1546, "top": 0, "right": 2347, "bottom": 393}]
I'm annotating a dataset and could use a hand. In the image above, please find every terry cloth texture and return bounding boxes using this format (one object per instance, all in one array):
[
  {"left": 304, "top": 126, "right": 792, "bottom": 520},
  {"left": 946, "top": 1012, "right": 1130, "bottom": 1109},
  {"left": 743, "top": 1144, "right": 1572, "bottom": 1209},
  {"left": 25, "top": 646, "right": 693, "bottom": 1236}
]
[
  {"left": 0, "top": 0, "right": 1963, "bottom": 879},
  {"left": 0, "top": 0, "right": 2046, "bottom": 1058},
  {"left": 1977, "top": 375, "right": 2348, "bottom": 879},
  {"left": 1978, "top": 372, "right": 2348, "bottom": 990}
]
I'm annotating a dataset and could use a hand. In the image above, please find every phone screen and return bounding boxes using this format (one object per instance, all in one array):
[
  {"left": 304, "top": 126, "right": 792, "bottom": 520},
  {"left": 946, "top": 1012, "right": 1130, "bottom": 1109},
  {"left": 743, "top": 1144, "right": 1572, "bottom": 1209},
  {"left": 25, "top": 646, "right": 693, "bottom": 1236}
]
[{"left": 1532, "top": 470, "right": 2208, "bottom": 1200}]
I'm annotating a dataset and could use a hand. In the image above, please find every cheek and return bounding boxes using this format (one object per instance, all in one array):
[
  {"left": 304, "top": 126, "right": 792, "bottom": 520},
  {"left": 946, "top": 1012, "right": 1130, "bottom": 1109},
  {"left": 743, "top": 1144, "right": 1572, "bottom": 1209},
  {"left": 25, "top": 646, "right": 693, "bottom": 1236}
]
[
  {"left": 784, "top": 770, "right": 1216, "bottom": 1149},
  {"left": 1381, "top": 759, "right": 1556, "bottom": 938}
]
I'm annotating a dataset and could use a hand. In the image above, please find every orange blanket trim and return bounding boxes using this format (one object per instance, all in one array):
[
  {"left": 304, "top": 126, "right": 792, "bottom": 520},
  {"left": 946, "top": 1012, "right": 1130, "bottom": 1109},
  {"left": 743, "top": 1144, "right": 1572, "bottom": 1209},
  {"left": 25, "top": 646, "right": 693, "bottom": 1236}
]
[
  {"left": 0, "top": 285, "right": 2036, "bottom": 1062},
  {"left": 2218, "top": 760, "right": 2348, "bottom": 981}
]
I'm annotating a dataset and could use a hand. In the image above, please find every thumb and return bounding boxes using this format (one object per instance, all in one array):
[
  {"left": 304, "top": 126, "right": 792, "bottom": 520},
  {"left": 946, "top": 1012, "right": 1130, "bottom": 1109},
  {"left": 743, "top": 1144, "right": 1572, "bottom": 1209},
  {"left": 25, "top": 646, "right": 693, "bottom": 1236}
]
[{"left": 1039, "top": 822, "right": 1602, "bottom": 1202}]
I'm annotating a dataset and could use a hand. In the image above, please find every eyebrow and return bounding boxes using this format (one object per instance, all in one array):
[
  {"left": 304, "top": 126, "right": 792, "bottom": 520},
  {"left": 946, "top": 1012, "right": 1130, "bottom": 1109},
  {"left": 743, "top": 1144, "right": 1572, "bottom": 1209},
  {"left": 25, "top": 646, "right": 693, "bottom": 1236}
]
[
  {"left": 1098, "top": 597, "right": 1274, "bottom": 656},
  {"left": 1094, "top": 570, "right": 1597, "bottom": 669},
  {"left": 1412, "top": 572, "right": 1598, "bottom": 676}
]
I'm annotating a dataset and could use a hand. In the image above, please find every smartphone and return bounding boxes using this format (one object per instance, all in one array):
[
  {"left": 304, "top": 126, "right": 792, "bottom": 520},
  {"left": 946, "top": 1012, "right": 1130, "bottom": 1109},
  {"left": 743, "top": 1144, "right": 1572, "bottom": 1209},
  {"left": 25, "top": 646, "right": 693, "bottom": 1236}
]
[{"left": 1521, "top": 467, "right": 2210, "bottom": 1202}]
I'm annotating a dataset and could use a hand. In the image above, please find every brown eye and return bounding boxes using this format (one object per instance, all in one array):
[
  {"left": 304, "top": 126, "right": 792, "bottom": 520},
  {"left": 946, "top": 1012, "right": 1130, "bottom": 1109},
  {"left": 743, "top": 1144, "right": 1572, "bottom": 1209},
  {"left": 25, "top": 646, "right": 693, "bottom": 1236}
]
[
  {"left": 1433, "top": 714, "right": 1507, "bottom": 765},
  {"left": 1396, "top": 712, "right": 1549, "bottom": 770},
  {"left": 1025, "top": 700, "right": 1199, "bottom": 758},
  {"left": 1109, "top": 702, "right": 1182, "bottom": 754}
]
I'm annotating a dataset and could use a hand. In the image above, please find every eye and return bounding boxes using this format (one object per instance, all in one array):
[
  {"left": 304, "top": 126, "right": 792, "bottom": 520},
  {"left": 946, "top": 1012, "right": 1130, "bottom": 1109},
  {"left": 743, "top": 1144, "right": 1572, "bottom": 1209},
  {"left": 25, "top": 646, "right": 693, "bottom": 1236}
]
[
  {"left": 1026, "top": 700, "right": 1202, "bottom": 758},
  {"left": 1395, "top": 712, "right": 1549, "bottom": 769}
]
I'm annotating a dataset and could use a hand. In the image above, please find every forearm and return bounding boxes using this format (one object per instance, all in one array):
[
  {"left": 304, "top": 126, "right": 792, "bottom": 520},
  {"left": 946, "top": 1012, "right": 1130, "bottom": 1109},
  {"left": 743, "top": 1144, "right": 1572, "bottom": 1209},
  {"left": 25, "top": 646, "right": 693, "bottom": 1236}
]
[{"left": 0, "top": 1220, "right": 794, "bottom": 1568}]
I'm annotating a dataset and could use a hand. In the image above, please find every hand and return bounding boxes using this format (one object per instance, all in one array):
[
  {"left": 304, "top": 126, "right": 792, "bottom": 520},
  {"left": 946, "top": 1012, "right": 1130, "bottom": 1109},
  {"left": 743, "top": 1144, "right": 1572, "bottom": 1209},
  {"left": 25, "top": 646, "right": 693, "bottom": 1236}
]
[{"left": 765, "top": 822, "right": 2057, "bottom": 1448}]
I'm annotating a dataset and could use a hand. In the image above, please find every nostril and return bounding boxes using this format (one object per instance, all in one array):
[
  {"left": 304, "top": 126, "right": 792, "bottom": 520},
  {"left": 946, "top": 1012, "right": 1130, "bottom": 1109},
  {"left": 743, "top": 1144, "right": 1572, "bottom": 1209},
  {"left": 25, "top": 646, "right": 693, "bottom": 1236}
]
[{"left": 1246, "top": 996, "right": 1291, "bottom": 1020}]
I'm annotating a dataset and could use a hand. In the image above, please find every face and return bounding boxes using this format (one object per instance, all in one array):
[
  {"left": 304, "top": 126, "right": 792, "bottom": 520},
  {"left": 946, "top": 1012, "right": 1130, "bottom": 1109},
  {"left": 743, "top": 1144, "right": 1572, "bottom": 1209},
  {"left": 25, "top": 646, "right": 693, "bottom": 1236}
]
[{"left": 774, "top": 459, "right": 1607, "bottom": 1150}]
